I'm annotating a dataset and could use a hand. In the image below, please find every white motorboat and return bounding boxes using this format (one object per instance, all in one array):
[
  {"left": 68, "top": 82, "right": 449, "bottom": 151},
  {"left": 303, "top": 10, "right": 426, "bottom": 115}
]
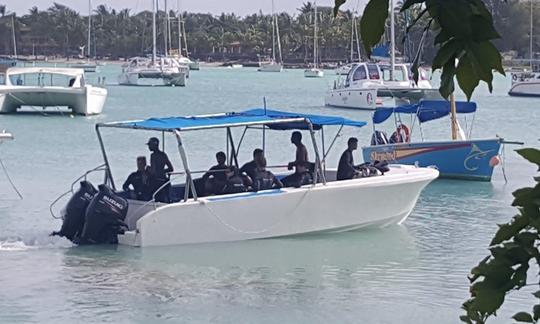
[
  {"left": 258, "top": 0, "right": 283, "bottom": 73},
  {"left": 335, "top": 64, "right": 353, "bottom": 75},
  {"left": 325, "top": 62, "right": 440, "bottom": 110},
  {"left": 509, "top": 71, "right": 540, "bottom": 97},
  {"left": 0, "top": 130, "right": 13, "bottom": 142},
  {"left": 0, "top": 67, "right": 107, "bottom": 115},
  {"left": 70, "top": 61, "right": 97, "bottom": 73},
  {"left": 177, "top": 56, "right": 200, "bottom": 71},
  {"left": 304, "top": 2, "right": 324, "bottom": 78},
  {"left": 231, "top": 64, "right": 243, "bottom": 69},
  {"left": 52, "top": 108, "right": 438, "bottom": 247}
]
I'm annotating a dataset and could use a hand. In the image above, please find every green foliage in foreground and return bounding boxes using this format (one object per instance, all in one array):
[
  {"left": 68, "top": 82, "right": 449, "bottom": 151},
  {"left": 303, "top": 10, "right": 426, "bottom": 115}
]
[
  {"left": 461, "top": 148, "right": 540, "bottom": 323},
  {"left": 335, "top": 0, "right": 506, "bottom": 100}
]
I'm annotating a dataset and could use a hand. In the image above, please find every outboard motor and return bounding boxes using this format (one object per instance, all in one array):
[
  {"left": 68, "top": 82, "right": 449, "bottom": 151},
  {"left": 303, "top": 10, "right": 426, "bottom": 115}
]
[
  {"left": 52, "top": 181, "right": 97, "bottom": 241},
  {"left": 78, "top": 184, "right": 129, "bottom": 245}
]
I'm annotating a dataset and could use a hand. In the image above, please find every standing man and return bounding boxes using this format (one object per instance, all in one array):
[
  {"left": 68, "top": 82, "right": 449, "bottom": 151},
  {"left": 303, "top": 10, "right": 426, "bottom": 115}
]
[
  {"left": 337, "top": 137, "right": 359, "bottom": 181},
  {"left": 146, "top": 137, "right": 174, "bottom": 202}
]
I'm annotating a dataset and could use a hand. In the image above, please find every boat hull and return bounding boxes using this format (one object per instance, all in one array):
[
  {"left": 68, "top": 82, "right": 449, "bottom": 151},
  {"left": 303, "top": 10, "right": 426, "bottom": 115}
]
[
  {"left": 117, "top": 71, "right": 187, "bottom": 87},
  {"left": 362, "top": 138, "right": 502, "bottom": 181},
  {"left": 0, "top": 85, "right": 107, "bottom": 115},
  {"left": 304, "top": 68, "right": 324, "bottom": 78},
  {"left": 118, "top": 165, "right": 438, "bottom": 247},
  {"left": 258, "top": 62, "right": 283, "bottom": 72},
  {"left": 508, "top": 81, "right": 540, "bottom": 97}
]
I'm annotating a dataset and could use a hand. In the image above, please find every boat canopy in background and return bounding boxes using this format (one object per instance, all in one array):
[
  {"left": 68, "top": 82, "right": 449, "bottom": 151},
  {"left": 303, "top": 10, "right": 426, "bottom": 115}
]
[
  {"left": 99, "top": 108, "right": 367, "bottom": 132},
  {"left": 372, "top": 100, "right": 477, "bottom": 124}
]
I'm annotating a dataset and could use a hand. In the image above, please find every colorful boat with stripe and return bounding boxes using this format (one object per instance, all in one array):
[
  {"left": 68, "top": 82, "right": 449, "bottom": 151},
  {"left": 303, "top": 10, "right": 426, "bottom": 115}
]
[{"left": 361, "top": 100, "right": 503, "bottom": 181}]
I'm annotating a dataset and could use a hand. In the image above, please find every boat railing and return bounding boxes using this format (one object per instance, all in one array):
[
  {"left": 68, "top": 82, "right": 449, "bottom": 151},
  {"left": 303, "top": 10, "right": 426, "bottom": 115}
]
[{"left": 49, "top": 163, "right": 107, "bottom": 219}]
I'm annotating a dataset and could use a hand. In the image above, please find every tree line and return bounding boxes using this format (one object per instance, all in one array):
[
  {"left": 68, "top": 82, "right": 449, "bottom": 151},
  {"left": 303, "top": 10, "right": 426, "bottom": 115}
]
[{"left": 0, "top": 1, "right": 537, "bottom": 63}]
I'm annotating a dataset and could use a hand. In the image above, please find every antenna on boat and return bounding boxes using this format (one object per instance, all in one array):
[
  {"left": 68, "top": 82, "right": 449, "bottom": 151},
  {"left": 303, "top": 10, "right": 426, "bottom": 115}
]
[{"left": 263, "top": 97, "right": 267, "bottom": 151}]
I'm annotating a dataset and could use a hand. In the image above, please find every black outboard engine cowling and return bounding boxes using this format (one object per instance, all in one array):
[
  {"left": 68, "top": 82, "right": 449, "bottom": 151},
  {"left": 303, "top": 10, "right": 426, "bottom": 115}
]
[
  {"left": 78, "top": 184, "right": 129, "bottom": 245},
  {"left": 52, "top": 181, "right": 97, "bottom": 241}
]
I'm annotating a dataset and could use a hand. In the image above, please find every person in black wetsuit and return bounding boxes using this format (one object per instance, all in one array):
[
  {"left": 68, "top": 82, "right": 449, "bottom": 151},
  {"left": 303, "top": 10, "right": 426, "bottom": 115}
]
[
  {"left": 146, "top": 137, "right": 174, "bottom": 202},
  {"left": 337, "top": 137, "right": 359, "bottom": 181},
  {"left": 252, "top": 157, "right": 283, "bottom": 191},
  {"left": 122, "top": 156, "right": 152, "bottom": 200},
  {"left": 239, "top": 148, "right": 264, "bottom": 186},
  {"left": 202, "top": 151, "right": 230, "bottom": 195}
]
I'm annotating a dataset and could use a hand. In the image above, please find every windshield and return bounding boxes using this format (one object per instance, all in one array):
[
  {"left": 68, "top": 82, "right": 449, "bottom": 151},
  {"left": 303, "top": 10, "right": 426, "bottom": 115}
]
[
  {"left": 367, "top": 64, "right": 380, "bottom": 80},
  {"left": 9, "top": 73, "right": 82, "bottom": 87},
  {"left": 352, "top": 65, "right": 367, "bottom": 81}
]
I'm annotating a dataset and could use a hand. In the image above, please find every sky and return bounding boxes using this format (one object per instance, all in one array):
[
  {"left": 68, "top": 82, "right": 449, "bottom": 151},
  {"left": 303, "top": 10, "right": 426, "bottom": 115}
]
[{"left": 7, "top": 0, "right": 366, "bottom": 16}]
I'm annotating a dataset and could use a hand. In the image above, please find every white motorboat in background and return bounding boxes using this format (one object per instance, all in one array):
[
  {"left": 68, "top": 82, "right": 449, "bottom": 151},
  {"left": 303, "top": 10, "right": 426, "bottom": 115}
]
[
  {"left": 304, "top": 1, "right": 324, "bottom": 78},
  {"left": 118, "top": 57, "right": 188, "bottom": 86},
  {"left": 335, "top": 64, "right": 353, "bottom": 75},
  {"left": 509, "top": 71, "right": 540, "bottom": 97},
  {"left": 258, "top": 0, "right": 283, "bottom": 73},
  {"left": 325, "top": 62, "right": 439, "bottom": 110},
  {"left": 0, "top": 67, "right": 107, "bottom": 115},
  {"left": 0, "top": 130, "right": 14, "bottom": 142},
  {"left": 52, "top": 108, "right": 438, "bottom": 247}
]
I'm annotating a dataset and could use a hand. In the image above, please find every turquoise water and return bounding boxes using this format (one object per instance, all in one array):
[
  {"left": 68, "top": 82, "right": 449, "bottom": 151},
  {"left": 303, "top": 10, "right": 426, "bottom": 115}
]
[{"left": 0, "top": 66, "right": 539, "bottom": 323}]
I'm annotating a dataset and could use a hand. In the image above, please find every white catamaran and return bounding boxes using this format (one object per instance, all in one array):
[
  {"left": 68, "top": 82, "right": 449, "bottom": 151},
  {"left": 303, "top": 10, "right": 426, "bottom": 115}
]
[
  {"left": 304, "top": 2, "right": 324, "bottom": 78},
  {"left": 52, "top": 108, "right": 438, "bottom": 247}
]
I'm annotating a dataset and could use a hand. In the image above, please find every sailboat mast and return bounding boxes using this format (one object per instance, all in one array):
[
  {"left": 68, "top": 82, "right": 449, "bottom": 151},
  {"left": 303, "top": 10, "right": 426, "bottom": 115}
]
[
  {"left": 350, "top": 16, "right": 354, "bottom": 62},
  {"left": 314, "top": 1, "right": 318, "bottom": 68},
  {"left": 271, "top": 0, "right": 276, "bottom": 62},
  {"left": 530, "top": 0, "right": 534, "bottom": 70},
  {"left": 11, "top": 15, "right": 17, "bottom": 58},
  {"left": 87, "top": 0, "right": 92, "bottom": 58},
  {"left": 390, "top": 0, "right": 395, "bottom": 80},
  {"left": 152, "top": 0, "right": 157, "bottom": 63},
  {"left": 164, "top": 0, "right": 169, "bottom": 56}
]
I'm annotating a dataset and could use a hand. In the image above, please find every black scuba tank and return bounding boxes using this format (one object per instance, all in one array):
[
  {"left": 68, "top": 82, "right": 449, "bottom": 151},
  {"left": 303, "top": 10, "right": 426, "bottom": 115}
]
[
  {"left": 52, "top": 181, "right": 97, "bottom": 241},
  {"left": 78, "top": 184, "right": 129, "bottom": 244}
]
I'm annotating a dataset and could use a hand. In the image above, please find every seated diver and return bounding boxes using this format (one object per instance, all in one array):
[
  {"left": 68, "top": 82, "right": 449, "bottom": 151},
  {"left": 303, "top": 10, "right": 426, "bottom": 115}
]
[
  {"left": 336, "top": 137, "right": 361, "bottom": 181},
  {"left": 239, "top": 148, "right": 265, "bottom": 187},
  {"left": 252, "top": 157, "right": 283, "bottom": 191},
  {"left": 122, "top": 156, "right": 152, "bottom": 200},
  {"left": 202, "top": 151, "right": 230, "bottom": 195},
  {"left": 222, "top": 166, "right": 247, "bottom": 194},
  {"left": 281, "top": 131, "right": 313, "bottom": 187}
]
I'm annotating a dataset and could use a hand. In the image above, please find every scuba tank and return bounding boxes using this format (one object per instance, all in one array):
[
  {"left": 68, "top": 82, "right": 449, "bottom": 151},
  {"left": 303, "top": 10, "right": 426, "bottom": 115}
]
[
  {"left": 51, "top": 181, "right": 97, "bottom": 241},
  {"left": 78, "top": 184, "right": 129, "bottom": 245}
]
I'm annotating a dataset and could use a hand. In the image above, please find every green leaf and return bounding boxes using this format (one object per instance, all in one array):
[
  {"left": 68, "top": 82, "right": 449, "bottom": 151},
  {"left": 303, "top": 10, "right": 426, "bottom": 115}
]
[
  {"left": 490, "top": 214, "right": 529, "bottom": 246},
  {"left": 401, "top": 0, "right": 425, "bottom": 11},
  {"left": 456, "top": 54, "right": 480, "bottom": 101},
  {"left": 534, "top": 304, "right": 540, "bottom": 321},
  {"left": 513, "top": 312, "right": 534, "bottom": 323},
  {"left": 439, "top": 59, "right": 456, "bottom": 99},
  {"left": 459, "top": 315, "right": 473, "bottom": 324},
  {"left": 432, "top": 39, "right": 461, "bottom": 70},
  {"left": 470, "top": 288, "right": 505, "bottom": 315},
  {"left": 360, "top": 0, "right": 389, "bottom": 57},
  {"left": 517, "top": 148, "right": 540, "bottom": 169},
  {"left": 333, "top": 0, "right": 347, "bottom": 17}
]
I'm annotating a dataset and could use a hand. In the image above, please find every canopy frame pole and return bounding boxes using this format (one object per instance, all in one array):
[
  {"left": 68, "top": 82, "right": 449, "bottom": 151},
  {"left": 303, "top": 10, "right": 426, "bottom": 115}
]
[
  {"left": 450, "top": 93, "right": 458, "bottom": 140},
  {"left": 320, "top": 127, "right": 326, "bottom": 172},
  {"left": 95, "top": 125, "right": 116, "bottom": 190},
  {"left": 226, "top": 127, "right": 239, "bottom": 168},
  {"left": 308, "top": 121, "right": 326, "bottom": 185},
  {"left": 161, "top": 131, "right": 165, "bottom": 151},
  {"left": 236, "top": 126, "right": 249, "bottom": 157},
  {"left": 323, "top": 124, "right": 344, "bottom": 160},
  {"left": 174, "top": 130, "right": 197, "bottom": 201}
]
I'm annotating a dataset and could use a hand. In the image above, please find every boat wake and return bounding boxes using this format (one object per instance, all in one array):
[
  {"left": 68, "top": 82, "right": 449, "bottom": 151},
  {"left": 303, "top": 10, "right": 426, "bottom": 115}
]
[{"left": 0, "top": 232, "right": 73, "bottom": 251}]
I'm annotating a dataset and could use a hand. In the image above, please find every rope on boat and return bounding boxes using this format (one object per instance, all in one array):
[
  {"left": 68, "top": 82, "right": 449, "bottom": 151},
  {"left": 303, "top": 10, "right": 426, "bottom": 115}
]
[
  {"left": 200, "top": 186, "right": 313, "bottom": 235},
  {"left": 0, "top": 154, "right": 23, "bottom": 199}
]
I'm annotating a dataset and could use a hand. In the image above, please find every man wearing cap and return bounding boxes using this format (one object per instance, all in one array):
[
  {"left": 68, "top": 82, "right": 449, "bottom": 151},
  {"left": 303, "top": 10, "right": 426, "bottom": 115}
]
[
  {"left": 146, "top": 137, "right": 174, "bottom": 202},
  {"left": 337, "top": 137, "right": 359, "bottom": 181}
]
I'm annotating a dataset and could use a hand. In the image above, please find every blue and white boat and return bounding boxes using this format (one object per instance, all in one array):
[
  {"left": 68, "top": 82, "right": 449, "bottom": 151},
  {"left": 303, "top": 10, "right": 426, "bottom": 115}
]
[
  {"left": 362, "top": 100, "right": 503, "bottom": 181},
  {"left": 52, "top": 108, "right": 438, "bottom": 247}
]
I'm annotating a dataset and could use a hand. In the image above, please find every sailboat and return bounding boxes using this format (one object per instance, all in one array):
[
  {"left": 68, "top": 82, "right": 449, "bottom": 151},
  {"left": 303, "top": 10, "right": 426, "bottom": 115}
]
[
  {"left": 118, "top": 0, "right": 188, "bottom": 86},
  {"left": 258, "top": 0, "right": 283, "bottom": 72},
  {"left": 304, "top": 1, "right": 324, "bottom": 78},
  {"left": 175, "top": 9, "right": 200, "bottom": 71},
  {"left": 71, "top": 0, "right": 97, "bottom": 72},
  {"left": 335, "top": 8, "right": 361, "bottom": 75},
  {"left": 508, "top": 0, "right": 540, "bottom": 97}
]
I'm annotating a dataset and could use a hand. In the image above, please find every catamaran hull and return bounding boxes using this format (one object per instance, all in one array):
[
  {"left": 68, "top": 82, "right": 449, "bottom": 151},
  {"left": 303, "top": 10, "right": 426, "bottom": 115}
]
[
  {"left": 117, "top": 71, "right": 187, "bottom": 87},
  {"left": 325, "top": 88, "right": 442, "bottom": 110},
  {"left": 118, "top": 165, "right": 438, "bottom": 247},
  {"left": 304, "top": 68, "right": 324, "bottom": 78},
  {"left": 362, "top": 138, "right": 502, "bottom": 181},
  {"left": 258, "top": 62, "right": 283, "bottom": 72},
  {"left": 0, "top": 86, "right": 107, "bottom": 115}
]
